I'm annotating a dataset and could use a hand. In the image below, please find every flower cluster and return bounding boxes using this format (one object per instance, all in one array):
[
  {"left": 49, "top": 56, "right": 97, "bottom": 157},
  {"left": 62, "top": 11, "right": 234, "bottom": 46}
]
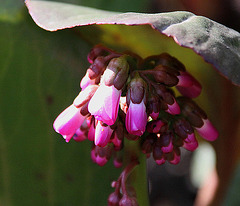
[{"left": 53, "top": 45, "right": 218, "bottom": 205}]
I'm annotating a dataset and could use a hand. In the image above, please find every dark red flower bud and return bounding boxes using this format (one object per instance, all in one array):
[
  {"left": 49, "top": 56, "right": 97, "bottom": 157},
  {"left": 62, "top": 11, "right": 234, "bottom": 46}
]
[
  {"left": 88, "top": 56, "right": 107, "bottom": 79},
  {"left": 108, "top": 191, "right": 122, "bottom": 206},
  {"left": 173, "top": 118, "right": 194, "bottom": 139},
  {"left": 147, "top": 120, "right": 165, "bottom": 133},
  {"left": 153, "top": 139, "right": 164, "bottom": 162},
  {"left": 141, "top": 134, "right": 157, "bottom": 154},
  {"left": 159, "top": 132, "right": 174, "bottom": 154},
  {"left": 119, "top": 194, "right": 138, "bottom": 206},
  {"left": 177, "top": 97, "right": 207, "bottom": 127}
]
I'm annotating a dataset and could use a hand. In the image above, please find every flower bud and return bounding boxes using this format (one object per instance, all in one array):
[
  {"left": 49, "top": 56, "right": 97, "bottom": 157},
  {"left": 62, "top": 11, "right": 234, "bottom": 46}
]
[
  {"left": 95, "top": 121, "right": 113, "bottom": 147},
  {"left": 141, "top": 134, "right": 156, "bottom": 154},
  {"left": 53, "top": 104, "right": 85, "bottom": 142},
  {"left": 80, "top": 70, "right": 100, "bottom": 90},
  {"left": 182, "top": 133, "right": 198, "bottom": 151},
  {"left": 88, "top": 56, "right": 107, "bottom": 79},
  {"left": 94, "top": 145, "right": 113, "bottom": 166},
  {"left": 153, "top": 139, "right": 165, "bottom": 164},
  {"left": 159, "top": 132, "right": 174, "bottom": 154},
  {"left": 113, "top": 156, "right": 123, "bottom": 168},
  {"left": 147, "top": 120, "right": 165, "bottom": 133},
  {"left": 88, "top": 117, "right": 95, "bottom": 141},
  {"left": 87, "top": 44, "right": 110, "bottom": 64},
  {"left": 73, "top": 128, "right": 87, "bottom": 142},
  {"left": 140, "top": 53, "right": 185, "bottom": 72},
  {"left": 108, "top": 191, "right": 122, "bottom": 206},
  {"left": 88, "top": 83, "right": 121, "bottom": 126},
  {"left": 195, "top": 119, "right": 218, "bottom": 141},
  {"left": 176, "top": 71, "right": 202, "bottom": 98},
  {"left": 126, "top": 76, "right": 148, "bottom": 136},
  {"left": 105, "top": 56, "right": 129, "bottom": 90},
  {"left": 149, "top": 65, "right": 179, "bottom": 86},
  {"left": 173, "top": 118, "right": 194, "bottom": 139},
  {"left": 147, "top": 93, "right": 160, "bottom": 118},
  {"left": 168, "top": 148, "right": 181, "bottom": 164},
  {"left": 178, "top": 97, "right": 206, "bottom": 127},
  {"left": 154, "top": 85, "right": 180, "bottom": 115},
  {"left": 119, "top": 194, "right": 138, "bottom": 206},
  {"left": 111, "top": 122, "right": 124, "bottom": 149}
]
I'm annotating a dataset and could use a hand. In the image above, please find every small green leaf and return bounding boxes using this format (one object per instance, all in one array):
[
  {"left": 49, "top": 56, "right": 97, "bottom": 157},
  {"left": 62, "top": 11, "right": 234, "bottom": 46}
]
[{"left": 26, "top": 0, "right": 240, "bottom": 86}]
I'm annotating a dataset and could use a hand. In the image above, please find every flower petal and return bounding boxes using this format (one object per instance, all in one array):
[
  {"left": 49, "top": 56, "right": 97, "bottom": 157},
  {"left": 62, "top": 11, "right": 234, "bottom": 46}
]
[
  {"left": 88, "top": 84, "right": 121, "bottom": 125},
  {"left": 94, "top": 121, "right": 113, "bottom": 147},
  {"left": 177, "top": 71, "right": 202, "bottom": 98},
  {"left": 195, "top": 119, "right": 218, "bottom": 141},
  {"left": 53, "top": 104, "right": 85, "bottom": 141},
  {"left": 126, "top": 101, "right": 147, "bottom": 136}
]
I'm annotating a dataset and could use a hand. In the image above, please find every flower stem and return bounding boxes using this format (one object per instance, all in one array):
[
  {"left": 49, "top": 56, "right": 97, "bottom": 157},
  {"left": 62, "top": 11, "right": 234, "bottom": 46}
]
[{"left": 124, "top": 138, "right": 150, "bottom": 206}]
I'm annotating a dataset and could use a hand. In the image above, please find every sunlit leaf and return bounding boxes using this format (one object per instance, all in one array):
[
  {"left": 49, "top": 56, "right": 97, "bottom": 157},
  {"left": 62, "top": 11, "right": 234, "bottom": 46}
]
[{"left": 26, "top": 0, "right": 240, "bottom": 86}]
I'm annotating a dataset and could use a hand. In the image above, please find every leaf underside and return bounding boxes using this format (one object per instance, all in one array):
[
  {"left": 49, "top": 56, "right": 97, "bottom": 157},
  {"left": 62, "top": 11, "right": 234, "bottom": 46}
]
[{"left": 25, "top": 0, "right": 240, "bottom": 86}]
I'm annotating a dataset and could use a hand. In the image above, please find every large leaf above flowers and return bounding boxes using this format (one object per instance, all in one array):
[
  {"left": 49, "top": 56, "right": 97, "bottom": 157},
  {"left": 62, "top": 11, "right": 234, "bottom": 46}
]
[{"left": 26, "top": 0, "right": 240, "bottom": 86}]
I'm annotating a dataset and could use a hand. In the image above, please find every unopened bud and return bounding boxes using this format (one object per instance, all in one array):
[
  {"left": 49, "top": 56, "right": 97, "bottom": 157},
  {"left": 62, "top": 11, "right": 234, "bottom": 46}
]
[
  {"left": 119, "top": 194, "right": 138, "bottom": 206},
  {"left": 141, "top": 134, "right": 156, "bottom": 154},
  {"left": 127, "top": 74, "right": 147, "bottom": 105},
  {"left": 88, "top": 56, "right": 106, "bottom": 79},
  {"left": 108, "top": 191, "right": 122, "bottom": 206},
  {"left": 159, "top": 132, "right": 174, "bottom": 153},
  {"left": 173, "top": 118, "right": 194, "bottom": 139}
]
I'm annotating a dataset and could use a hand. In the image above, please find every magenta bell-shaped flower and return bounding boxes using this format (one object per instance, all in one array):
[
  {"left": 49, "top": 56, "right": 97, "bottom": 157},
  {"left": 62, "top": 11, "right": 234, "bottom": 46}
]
[
  {"left": 126, "top": 100, "right": 147, "bottom": 136},
  {"left": 80, "top": 71, "right": 96, "bottom": 90},
  {"left": 169, "top": 148, "right": 181, "bottom": 165},
  {"left": 95, "top": 121, "right": 114, "bottom": 147},
  {"left": 177, "top": 71, "right": 202, "bottom": 98},
  {"left": 182, "top": 133, "right": 199, "bottom": 151},
  {"left": 88, "top": 83, "right": 121, "bottom": 125},
  {"left": 53, "top": 104, "right": 85, "bottom": 142},
  {"left": 165, "top": 98, "right": 181, "bottom": 115},
  {"left": 195, "top": 119, "right": 219, "bottom": 141}
]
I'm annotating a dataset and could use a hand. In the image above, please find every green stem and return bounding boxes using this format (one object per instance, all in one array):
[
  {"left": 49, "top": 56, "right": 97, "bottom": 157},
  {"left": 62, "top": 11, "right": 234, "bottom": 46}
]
[
  {"left": 133, "top": 153, "right": 149, "bottom": 206},
  {"left": 124, "top": 138, "right": 150, "bottom": 206}
]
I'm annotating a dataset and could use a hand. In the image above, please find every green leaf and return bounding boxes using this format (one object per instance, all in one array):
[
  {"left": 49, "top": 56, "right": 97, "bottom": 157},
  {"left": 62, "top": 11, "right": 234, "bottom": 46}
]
[
  {"left": 0, "top": 13, "right": 120, "bottom": 206},
  {"left": 0, "top": 0, "right": 25, "bottom": 22},
  {"left": 26, "top": 0, "right": 240, "bottom": 86}
]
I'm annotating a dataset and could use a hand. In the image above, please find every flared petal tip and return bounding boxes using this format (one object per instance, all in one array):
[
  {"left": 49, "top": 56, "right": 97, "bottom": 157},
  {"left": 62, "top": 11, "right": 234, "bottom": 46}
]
[
  {"left": 53, "top": 104, "right": 85, "bottom": 141},
  {"left": 166, "top": 100, "right": 181, "bottom": 115},
  {"left": 196, "top": 119, "right": 219, "bottom": 141}
]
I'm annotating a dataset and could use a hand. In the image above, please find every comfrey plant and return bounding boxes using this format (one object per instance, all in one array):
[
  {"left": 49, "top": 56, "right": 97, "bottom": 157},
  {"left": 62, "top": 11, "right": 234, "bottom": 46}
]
[{"left": 53, "top": 45, "right": 218, "bottom": 205}]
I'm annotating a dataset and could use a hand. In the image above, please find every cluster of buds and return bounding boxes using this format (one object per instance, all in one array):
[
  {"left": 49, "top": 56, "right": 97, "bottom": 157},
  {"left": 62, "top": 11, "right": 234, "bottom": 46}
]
[{"left": 53, "top": 45, "right": 218, "bottom": 205}]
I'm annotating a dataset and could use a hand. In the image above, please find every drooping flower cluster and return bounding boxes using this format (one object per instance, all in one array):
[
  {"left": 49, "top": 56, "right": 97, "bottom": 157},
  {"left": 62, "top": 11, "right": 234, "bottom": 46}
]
[{"left": 53, "top": 45, "right": 218, "bottom": 205}]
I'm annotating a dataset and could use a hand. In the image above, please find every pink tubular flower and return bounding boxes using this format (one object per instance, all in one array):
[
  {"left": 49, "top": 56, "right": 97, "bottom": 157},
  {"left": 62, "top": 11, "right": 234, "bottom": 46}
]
[
  {"left": 147, "top": 119, "right": 165, "bottom": 133},
  {"left": 166, "top": 98, "right": 181, "bottom": 115},
  {"left": 53, "top": 104, "right": 85, "bottom": 142},
  {"left": 176, "top": 71, "right": 202, "bottom": 98},
  {"left": 73, "top": 128, "right": 87, "bottom": 142},
  {"left": 150, "top": 112, "right": 159, "bottom": 120},
  {"left": 169, "top": 148, "right": 181, "bottom": 164},
  {"left": 88, "top": 83, "right": 121, "bottom": 125},
  {"left": 182, "top": 133, "right": 198, "bottom": 151},
  {"left": 80, "top": 71, "right": 96, "bottom": 90},
  {"left": 95, "top": 121, "right": 114, "bottom": 147},
  {"left": 126, "top": 100, "right": 147, "bottom": 136},
  {"left": 195, "top": 119, "right": 219, "bottom": 141}
]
